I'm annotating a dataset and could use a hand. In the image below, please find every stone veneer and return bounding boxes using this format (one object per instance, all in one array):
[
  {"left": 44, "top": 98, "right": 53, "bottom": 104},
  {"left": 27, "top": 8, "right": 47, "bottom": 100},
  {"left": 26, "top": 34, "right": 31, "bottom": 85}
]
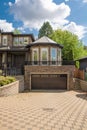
[
  {"left": 74, "top": 78, "right": 87, "bottom": 91},
  {"left": 0, "top": 81, "right": 19, "bottom": 96},
  {"left": 24, "top": 65, "right": 75, "bottom": 90}
]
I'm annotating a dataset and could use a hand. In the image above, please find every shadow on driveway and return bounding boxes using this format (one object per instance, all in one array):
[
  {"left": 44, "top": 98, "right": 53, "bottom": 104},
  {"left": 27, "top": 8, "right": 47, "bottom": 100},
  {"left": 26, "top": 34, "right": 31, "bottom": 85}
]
[{"left": 76, "top": 91, "right": 87, "bottom": 100}]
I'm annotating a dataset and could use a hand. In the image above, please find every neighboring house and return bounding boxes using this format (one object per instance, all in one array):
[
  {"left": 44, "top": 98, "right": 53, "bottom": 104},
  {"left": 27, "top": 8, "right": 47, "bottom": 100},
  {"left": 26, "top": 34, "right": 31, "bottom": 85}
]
[
  {"left": 0, "top": 31, "right": 34, "bottom": 75},
  {"left": 25, "top": 36, "right": 74, "bottom": 90},
  {"left": 78, "top": 57, "right": 87, "bottom": 72}
]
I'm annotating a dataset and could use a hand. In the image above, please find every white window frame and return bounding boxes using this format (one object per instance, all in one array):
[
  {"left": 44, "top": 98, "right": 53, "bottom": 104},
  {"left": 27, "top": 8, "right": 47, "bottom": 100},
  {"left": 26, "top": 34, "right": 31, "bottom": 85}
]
[
  {"left": 32, "top": 48, "right": 39, "bottom": 65},
  {"left": 3, "top": 36, "right": 7, "bottom": 46},
  {"left": 41, "top": 48, "right": 48, "bottom": 65},
  {"left": 51, "top": 48, "right": 57, "bottom": 65}
]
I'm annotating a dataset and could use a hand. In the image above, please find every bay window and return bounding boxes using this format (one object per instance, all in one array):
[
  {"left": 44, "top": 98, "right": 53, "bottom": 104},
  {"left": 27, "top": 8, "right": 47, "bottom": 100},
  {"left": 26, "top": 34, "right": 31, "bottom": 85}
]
[
  {"left": 41, "top": 48, "right": 48, "bottom": 65},
  {"left": 51, "top": 48, "right": 57, "bottom": 65},
  {"left": 32, "top": 48, "right": 38, "bottom": 65},
  {"left": 58, "top": 49, "right": 61, "bottom": 65}
]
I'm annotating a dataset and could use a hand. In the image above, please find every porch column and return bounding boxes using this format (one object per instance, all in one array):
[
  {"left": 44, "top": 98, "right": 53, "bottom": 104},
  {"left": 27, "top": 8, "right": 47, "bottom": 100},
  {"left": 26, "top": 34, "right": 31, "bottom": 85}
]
[
  {"left": 2, "top": 52, "right": 7, "bottom": 65},
  {"left": 25, "top": 52, "right": 28, "bottom": 61},
  {"left": 2, "top": 52, "right": 7, "bottom": 76}
]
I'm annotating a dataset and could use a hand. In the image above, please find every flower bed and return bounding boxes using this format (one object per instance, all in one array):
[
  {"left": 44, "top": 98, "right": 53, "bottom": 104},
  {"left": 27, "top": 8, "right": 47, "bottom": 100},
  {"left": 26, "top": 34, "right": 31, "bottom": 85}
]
[
  {"left": 0, "top": 76, "right": 16, "bottom": 87},
  {"left": 0, "top": 76, "right": 19, "bottom": 96}
]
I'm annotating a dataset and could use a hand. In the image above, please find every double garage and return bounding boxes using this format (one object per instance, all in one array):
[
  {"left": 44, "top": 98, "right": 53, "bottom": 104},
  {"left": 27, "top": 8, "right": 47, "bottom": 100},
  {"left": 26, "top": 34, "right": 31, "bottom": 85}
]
[{"left": 31, "top": 74, "right": 67, "bottom": 90}]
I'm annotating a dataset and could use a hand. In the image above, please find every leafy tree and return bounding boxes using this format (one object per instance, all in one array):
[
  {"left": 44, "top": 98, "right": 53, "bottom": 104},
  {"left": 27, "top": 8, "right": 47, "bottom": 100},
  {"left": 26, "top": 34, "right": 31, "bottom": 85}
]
[
  {"left": 38, "top": 22, "right": 53, "bottom": 38},
  {"left": 13, "top": 29, "right": 21, "bottom": 34},
  {"left": 49, "top": 29, "right": 87, "bottom": 60}
]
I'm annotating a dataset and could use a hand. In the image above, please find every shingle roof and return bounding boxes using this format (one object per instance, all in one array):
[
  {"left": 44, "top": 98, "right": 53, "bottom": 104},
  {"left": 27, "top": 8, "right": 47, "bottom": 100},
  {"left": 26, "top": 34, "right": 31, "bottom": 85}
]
[
  {"left": 26, "top": 36, "right": 63, "bottom": 48},
  {"left": 33, "top": 36, "right": 56, "bottom": 43}
]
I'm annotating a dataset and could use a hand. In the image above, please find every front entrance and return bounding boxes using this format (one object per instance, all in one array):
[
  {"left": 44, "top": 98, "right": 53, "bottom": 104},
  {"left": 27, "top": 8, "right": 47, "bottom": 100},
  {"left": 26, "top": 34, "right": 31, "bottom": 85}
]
[{"left": 31, "top": 74, "right": 67, "bottom": 90}]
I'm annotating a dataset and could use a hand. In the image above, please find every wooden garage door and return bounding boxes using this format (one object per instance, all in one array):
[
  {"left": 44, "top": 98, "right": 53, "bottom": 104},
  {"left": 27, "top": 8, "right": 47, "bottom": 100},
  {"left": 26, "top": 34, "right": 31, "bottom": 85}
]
[{"left": 31, "top": 74, "right": 67, "bottom": 89}]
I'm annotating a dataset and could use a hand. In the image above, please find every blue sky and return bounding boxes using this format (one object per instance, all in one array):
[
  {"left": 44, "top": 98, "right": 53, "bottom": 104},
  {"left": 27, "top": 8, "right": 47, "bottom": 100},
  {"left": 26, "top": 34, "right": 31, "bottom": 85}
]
[{"left": 0, "top": 0, "right": 87, "bottom": 45}]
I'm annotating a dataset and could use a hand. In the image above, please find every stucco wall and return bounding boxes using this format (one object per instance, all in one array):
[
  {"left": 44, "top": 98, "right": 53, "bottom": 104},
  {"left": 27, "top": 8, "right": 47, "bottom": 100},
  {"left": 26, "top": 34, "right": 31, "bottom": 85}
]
[{"left": 24, "top": 65, "right": 75, "bottom": 90}]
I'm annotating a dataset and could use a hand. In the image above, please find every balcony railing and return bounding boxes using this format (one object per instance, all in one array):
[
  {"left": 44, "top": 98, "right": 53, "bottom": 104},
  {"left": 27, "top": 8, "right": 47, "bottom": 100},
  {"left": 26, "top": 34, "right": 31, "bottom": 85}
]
[{"left": 25, "top": 61, "right": 75, "bottom": 66}]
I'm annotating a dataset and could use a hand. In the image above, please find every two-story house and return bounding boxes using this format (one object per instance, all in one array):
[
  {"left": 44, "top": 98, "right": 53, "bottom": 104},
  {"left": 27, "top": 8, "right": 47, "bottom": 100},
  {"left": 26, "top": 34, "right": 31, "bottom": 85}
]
[
  {"left": 0, "top": 31, "right": 34, "bottom": 75},
  {"left": 0, "top": 31, "right": 74, "bottom": 90}
]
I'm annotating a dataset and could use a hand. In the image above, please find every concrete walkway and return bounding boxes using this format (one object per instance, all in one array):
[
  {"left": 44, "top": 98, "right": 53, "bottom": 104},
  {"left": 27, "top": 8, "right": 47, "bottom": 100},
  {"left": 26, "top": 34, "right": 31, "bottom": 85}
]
[{"left": 0, "top": 90, "right": 87, "bottom": 130}]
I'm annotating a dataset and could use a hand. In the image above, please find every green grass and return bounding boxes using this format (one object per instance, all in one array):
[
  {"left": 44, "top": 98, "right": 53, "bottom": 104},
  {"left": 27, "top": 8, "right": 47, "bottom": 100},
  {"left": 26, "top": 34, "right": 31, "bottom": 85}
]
[{"left": 0, "top": 76, "right": 16, "bottom": 87}]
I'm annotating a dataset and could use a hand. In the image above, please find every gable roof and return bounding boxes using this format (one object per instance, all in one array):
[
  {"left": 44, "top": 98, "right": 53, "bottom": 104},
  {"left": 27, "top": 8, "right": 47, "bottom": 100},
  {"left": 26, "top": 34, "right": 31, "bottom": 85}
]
[{"left": 26, "top": 36, "right": 63, "bottom": 48}]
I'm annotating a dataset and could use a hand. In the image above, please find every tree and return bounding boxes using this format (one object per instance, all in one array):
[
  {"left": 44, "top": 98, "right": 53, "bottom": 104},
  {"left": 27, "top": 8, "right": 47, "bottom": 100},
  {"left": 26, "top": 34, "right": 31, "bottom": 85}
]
[
  {"left": 13, "top": 29, "right": 21, "bottom": 34},
  {"left": 49, "top": 29, "right": 87, "bottom": 61},
  {"left": 38, "top": 21, "right": 53, "bottom": 38}
]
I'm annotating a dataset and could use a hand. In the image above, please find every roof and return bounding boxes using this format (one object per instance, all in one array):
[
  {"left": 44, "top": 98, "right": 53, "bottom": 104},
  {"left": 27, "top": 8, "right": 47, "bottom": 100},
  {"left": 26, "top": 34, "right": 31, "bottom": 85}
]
[
  {"left": 0, "top": 46, "right": 28, "bottom": 52},
  {"left": 33, "top": 36, "right": 56, "bottom": 43},
  {"left": 0, "top": 32, "right": 35, "bottom": 42},
  {"left": 26, "top": 36, "right": 63, "bottom": 48},
  {"left": 77, "top": 56, "right": 87, "bottom": 61}
]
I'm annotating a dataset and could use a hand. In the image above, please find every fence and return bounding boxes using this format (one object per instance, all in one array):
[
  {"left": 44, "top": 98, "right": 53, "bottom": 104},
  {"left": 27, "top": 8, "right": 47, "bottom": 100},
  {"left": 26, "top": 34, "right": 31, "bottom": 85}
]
[
  {"left": 85, "top": 72, "right": 87, "bottom": 81},
  {"left": 74, "top": 68, "right": 84, "bottom": 80}
]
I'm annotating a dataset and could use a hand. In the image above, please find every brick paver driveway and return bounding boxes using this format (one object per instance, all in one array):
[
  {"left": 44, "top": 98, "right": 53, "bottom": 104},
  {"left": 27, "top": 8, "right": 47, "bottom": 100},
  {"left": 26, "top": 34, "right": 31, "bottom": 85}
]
[{"left": 0, "top": 90, "right": 87, "bottom": 130}]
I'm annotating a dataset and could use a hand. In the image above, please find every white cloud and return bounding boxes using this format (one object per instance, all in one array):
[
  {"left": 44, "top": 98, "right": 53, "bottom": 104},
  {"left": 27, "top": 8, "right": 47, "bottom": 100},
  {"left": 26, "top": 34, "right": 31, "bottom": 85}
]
[
  {"left": 9, "top": 0, "right": 87, "bottom": 39},
  {"left": 10, "top": 0, "right": 70, "bottom": 30},
  {"left": 63, "top": 22, "right": 87, "bottom": 39},
  {"left": 0, "top": 20, "right": 14, "bottom": 32},
  {"left": 65, "top": 0, "right": 70, "bottom": 2},
  {"left": 8, "top": 2, "right": 13, "bottom": 6},
  {"left": 83, "top": 0, "right": 87, "bottom": 3}
]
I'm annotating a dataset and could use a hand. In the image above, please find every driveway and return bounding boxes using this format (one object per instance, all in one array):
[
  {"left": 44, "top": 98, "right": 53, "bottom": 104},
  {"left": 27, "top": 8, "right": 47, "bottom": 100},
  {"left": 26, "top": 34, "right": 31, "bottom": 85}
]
[{"left": 0, "top": 91, "right": 87, "bottom": 130}]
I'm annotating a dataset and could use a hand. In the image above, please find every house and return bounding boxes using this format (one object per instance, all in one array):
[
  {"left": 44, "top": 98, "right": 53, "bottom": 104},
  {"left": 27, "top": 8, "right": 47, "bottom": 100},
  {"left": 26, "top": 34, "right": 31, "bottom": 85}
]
[
  {"left": 24, "top": 36, "right": 75, "bottom": 90},
  {"left": 0, "top": 31, "right": 75, "bottom": 90},
  {"left": 0, "top": 31, "right": 34, "bottom": 75},
  {"left": 77, "top": 57, "right": 87, "bottom": 72}
]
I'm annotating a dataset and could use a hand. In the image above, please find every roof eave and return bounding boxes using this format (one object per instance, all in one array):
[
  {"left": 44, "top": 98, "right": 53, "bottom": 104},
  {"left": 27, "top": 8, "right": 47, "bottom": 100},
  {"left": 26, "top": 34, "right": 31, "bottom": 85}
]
[{"left": 26, "top": 42, "right": 63, "bottom": 48}]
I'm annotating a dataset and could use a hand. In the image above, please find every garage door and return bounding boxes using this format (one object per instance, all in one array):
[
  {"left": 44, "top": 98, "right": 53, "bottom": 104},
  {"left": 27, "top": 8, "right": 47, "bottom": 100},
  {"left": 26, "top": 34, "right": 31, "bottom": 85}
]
[{"left": 31, "top": 74, "right": 67, "bottom": 89}]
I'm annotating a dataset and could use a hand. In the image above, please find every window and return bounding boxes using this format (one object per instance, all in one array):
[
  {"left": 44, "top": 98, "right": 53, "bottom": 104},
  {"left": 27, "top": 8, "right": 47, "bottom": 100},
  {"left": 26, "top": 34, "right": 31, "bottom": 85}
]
[
  {"left": 32, "top": 48, "right": 38, "bottom": 65},
  {"left": 51, "top": 48, "right": 57, "bottom": 65},
  {"left": 13, "top": 37, "right": 19, "bottom": 46},
  {"left": 24, "top": 37, "right": 28, "bottom": 44},
  {"left": 0, "top": 35, "right": 1, "bottom": 44},
  {"left": 58, "top": 49, "right": 61, "bottom": 65},
  {"left": 3, "top": 36, "right": 7, "bottom": 46},
  {"left": 41, "top": 48, "right": 48, "bottom": 65},
  {"left": 19, "top": 37, "right": 23, "bottom": 45}
]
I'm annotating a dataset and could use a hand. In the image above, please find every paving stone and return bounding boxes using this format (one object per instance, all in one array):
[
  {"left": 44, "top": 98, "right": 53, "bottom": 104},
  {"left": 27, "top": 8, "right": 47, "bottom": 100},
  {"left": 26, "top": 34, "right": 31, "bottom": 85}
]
[{"left": 0, "top": 91, "right": 87, "bottom": 130}]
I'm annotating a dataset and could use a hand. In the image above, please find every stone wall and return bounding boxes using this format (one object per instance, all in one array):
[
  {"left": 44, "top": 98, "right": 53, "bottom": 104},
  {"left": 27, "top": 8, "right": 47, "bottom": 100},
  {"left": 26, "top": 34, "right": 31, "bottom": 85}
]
[
  {"left": 24, "top": 65, "right": 75, "bottom": 90},
  {"left": 74, "top": 78, "right": 87, "bottom": 92},
  {"left": 0, "top": 81, "right": 19, "bottom": 96},
  {"left": 15, "top": 76, "right": 24, "bottom": 92}
]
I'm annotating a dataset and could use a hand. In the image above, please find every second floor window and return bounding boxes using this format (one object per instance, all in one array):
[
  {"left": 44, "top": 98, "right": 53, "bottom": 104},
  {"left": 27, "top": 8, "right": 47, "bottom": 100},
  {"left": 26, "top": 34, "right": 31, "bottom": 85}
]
[
  {"left": 41, "top": 48, "right": 48, "bottom": 65},
  {"left": 3, "top": 36, "right": 7, "bottom": 46},
  {"left": 51, "top": 48, "right": 57, "bottom": 65},
  {"left": 58, "top": 49, "right": 61, "bottom": 65},
  {"left": 32, "top": 48, "right": 38, "bottom": 65},
  {"left": 14, "top": 37, "right": 29, "bottom": 46}
]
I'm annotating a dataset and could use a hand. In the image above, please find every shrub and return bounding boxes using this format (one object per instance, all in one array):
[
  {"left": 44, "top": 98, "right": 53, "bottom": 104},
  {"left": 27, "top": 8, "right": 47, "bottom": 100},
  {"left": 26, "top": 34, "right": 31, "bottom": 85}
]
[{"left": 0, "top": 76, "right": 16, "bottom": 87}]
